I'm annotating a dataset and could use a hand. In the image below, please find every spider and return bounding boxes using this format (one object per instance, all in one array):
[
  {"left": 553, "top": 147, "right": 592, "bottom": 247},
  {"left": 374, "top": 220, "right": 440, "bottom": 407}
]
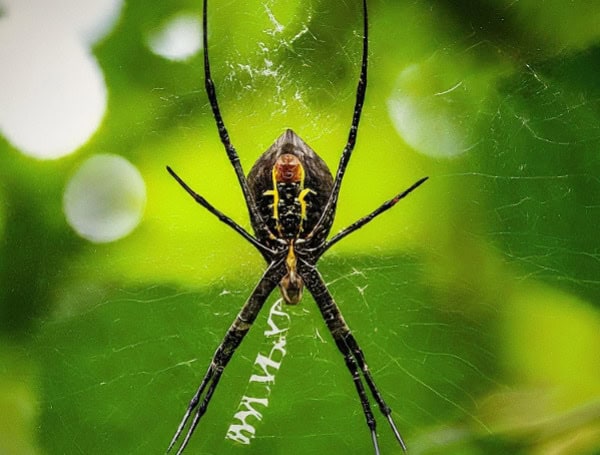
[{"left": 166, "top": 0, "right": 427, "bottom": 453}]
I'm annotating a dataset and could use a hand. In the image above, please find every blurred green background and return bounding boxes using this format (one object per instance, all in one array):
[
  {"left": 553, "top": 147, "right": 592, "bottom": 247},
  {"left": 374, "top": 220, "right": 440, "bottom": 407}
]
[{"left": 1, "top": 0, "right": 599, "bottom": 454}]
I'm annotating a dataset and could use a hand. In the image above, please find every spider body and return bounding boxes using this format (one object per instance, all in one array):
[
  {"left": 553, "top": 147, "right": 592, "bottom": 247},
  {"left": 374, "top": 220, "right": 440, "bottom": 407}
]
[
  {"left": 248, "top": 128, "right": 333, "bottom": 244},
  {"left": 247, "top": 129, "right": 334, "bottom": 304},
  {"left": 165, "top": 0, "right": 428, "bottom": 453}
]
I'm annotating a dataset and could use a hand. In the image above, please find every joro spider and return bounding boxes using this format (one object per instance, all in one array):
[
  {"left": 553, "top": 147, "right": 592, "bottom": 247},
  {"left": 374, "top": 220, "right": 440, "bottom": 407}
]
[{"left": 166, "top": 0, "right": 428, "bottom": 453}]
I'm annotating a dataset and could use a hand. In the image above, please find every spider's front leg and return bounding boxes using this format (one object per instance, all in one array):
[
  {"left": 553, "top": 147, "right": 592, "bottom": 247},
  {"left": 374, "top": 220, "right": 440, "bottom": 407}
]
[
  {"left": 299, "top": 262, "right": 407, "bottom": 454},
  {"left": 167, "top": 260, "right": 286, "bottom": 455}
]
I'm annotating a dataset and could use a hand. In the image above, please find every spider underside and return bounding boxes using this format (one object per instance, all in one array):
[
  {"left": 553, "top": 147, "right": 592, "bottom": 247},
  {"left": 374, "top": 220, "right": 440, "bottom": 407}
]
[{"left": 165, "top": 0, "right": 428, "bottom": 454}]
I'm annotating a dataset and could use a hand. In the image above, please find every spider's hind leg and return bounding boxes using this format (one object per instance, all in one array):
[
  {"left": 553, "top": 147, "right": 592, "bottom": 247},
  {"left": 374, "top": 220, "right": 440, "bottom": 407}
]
[
  {"left": 167, "top": 261, "right": 285, "bottom": 454},
  {"left": 334, "top": 331, "right": 383, "bottom": 455},
  {"left": 344, "top": 332, "right": 407, "bottom": 451},
  {"left": 300, "top": 264, "right": 407, "bottom": 453}
]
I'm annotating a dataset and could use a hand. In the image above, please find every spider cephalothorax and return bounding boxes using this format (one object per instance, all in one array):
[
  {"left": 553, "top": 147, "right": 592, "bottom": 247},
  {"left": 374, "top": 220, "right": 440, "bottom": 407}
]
[{"left": 165, "top": 0, "right": 427, "bottom": 454}]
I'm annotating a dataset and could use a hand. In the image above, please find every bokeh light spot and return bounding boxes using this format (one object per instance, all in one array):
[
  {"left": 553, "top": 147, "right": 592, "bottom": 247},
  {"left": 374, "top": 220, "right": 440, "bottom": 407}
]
[
  {"left": 0, "top": 0, "right": 122, "bottom": 160},
  {"left": 387, "top": 63, "right": 475, "bottom": 158},
  {"left": 147, "top": 14, "right": 202, "bottom": 61},
  {"left": 63, "top": 154, "right": 146, "bottom": 243}
]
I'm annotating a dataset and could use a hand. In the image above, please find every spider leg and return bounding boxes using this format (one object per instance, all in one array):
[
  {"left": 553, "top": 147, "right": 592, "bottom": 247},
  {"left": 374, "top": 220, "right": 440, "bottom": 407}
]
[
  {"left": 166, "top": 362, "right": 217, "bottom": 454},
  {"left": 201, "top": 0, "right": 268, "bottom": 237},
  {"left": 166, "top": 166, "right": 275, "bottom": 259},
  {"left": 300, "top": 263, "right": 407, "bottom": 453},
  {"left": 344, "top": 332, "right": 407, "bottom": 451},
  {"left": 322, "top": 176, "right": 428, "bottom": 254},
  {"left": 308, "top": 0, "right": 368, "bottom": 241},
  {"left": 167, "top": 260, "right": 286, "bottom": 454}
]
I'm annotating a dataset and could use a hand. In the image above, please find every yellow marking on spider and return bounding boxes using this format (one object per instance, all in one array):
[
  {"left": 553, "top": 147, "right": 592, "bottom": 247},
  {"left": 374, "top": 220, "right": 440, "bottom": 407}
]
[
  {"left": 298, "top": 160, "right": 306, "bottom": 185},
  {"left": 286, "top": 242, "right": 297, "bottom": 275},
  {"left": 263, "top": 189, "right": 279, "bottom": 219},
  {"left": 298, "top": 188, "right": 315, "bottom": 222},
  {"left": 263, "top": 168, "right": 283, "bottom": 234}
]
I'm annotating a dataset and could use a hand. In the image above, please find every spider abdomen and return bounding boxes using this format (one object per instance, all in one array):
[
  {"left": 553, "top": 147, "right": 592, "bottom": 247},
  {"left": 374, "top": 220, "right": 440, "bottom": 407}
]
[
  {"left": 275, "top": 182, "right": 304, "bottom": 238},
  {"left": 247, "top": 129, "right": 334, "bottom": 246}
]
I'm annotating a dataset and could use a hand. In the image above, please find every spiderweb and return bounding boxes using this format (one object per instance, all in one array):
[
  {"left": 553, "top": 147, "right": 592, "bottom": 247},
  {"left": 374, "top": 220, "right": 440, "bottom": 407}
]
[{"left": 4, "top": 1, "right": 598, "bottom": 455}]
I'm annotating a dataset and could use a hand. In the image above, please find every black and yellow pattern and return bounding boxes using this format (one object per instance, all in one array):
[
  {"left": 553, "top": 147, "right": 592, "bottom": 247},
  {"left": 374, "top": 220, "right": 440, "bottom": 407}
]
[{"left": 247, "top": 129, "right": 333, "bottom": 245}]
